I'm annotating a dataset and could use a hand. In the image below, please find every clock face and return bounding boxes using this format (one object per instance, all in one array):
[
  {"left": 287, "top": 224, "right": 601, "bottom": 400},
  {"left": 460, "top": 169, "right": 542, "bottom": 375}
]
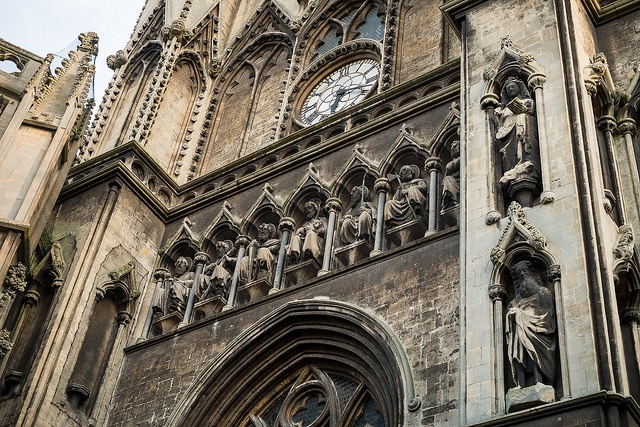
[{"left": 301, "top": 58, "right": 380, "bottom": 125}]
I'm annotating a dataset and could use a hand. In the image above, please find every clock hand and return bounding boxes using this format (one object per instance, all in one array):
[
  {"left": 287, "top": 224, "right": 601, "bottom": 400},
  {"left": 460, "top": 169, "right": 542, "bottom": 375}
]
[{"left": 330, "top": 86, "right": 363, "bottom": 113}]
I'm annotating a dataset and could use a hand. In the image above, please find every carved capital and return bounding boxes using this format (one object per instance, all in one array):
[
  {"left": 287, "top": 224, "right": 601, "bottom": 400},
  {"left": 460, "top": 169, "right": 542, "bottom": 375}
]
[
  {"left": 154, "top": 268, "right": 170, "bottom": 282},
  {"left": 24, "top": 290, "right": 40, "bottom": 307},
  {"left": 597, "top": 115, "right": 617, "bottom": 133},
  {"left": 621, "top": 308, "right": 640, "bottom": 325},
  {"left": 194, "top": 252, "right": 210, "bottom": 266},
  {"left": 480, "top": 93, "right": 500, "bottom": 111},
  {"left": 278, "top": 217, "right": 296, "bottom": 233},
  {"left": 95, "top": 287, "right": 106, "bottom": 301},
  {"left": 528, "top": 73, "right": 547, "bottom": 91},
  {"left": 374, "top": 177, "right": 391, "bottom": 194},
  {"left": 425, "top": 157, "right": 443, "bottom": 173},
  {"left": 488, "top": 284, "right": 508, "bottom": 301},
  {"left": 324, "top": 198, "right": 342, "bottom": 215},
  {"left": 117, "top": 311, "right": 132, "bottom": 326},
  {"left": 548, "top": 264, "right": 561, "bottom": 282},
  {"left": 235, "top": 235, "right": 252, "bottom": 248},
  {"left": 618, "top": 119, "right": 637, "bottom": 136}
]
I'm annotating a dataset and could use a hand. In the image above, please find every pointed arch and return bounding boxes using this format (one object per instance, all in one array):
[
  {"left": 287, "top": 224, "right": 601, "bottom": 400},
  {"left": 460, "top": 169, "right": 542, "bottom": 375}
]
[
  {"left": 164, "top": 299, "right": 419, "bottom": 426},
  {"left": 99, "top": 44, "right": 162, "bottom": 152}
]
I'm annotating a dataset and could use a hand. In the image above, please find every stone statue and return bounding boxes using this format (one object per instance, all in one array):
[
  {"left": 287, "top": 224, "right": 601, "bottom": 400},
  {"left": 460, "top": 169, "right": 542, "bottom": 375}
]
[
  {"left": 442, "top": 141, "right": 461, "bottom": 210},
  {"left": 197, "top": 240, "right": 236, "bottom": 299},
  {"left": 495, "top": 76, "right": 541, "bottom": 202},
  {"left": 152, "top": 257, "right": 195, "bottom": 315},
  {"left": 339, "top": 185, "right": 377, "bottom": 245},
  {"left": 384, "top": 165, "right": 428, "bottom": 228},
  {"left": 238, "top": 223, "right": 281, "bottom": 283},
  {"left": 287, "top": 201, "right": 327, "bottom": 265},
  {"left": 505, "top": 260, "right": 557, "bottom": 388}
]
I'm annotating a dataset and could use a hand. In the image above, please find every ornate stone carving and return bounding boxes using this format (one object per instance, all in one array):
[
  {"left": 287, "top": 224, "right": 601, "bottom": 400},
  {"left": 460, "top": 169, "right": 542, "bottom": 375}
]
[
  {"left": 3, "top": 263, "right": 28, "bottom": 299},
  {"left": 0, "top": 329, "right": 12, "bottom": 357},
  {"left": 77, "top": 32, "right": 99, "bottom": 55},
  {"left": 613, "top": 224, "right": 634, "bottom": 261},
  {"left": 584, "top": 52, "right": 609, "bottom": 97},
  {"left": 339, "top": 185, "right": 376, "bottom": 245},
  {"left": 621, "top": 308, "right": 640, "bottom": 325},
  {"left": 152, "top": 257, "right": 195, "bottom": 315},
  {"left": 488, "top": 284, "right": 508, "bottom": 302},
  {"left": 491, "top": 202, "right": 548, "bottom": 266},
  {"left": 238, "top": 223, "right": 281, "bottom": 284},
  {"left": 287, "top": 201, "right": 327, "bottom": 265},
  {"left": 441, "top": 140, "right": 461, "bottom": 211},
  {"left": 384, "top": 165, "right": 428, "bottom": 228},
  {"left": 198, "top": 241, "right": 237, "bottom": 300},
  {"left": 506, "top": 260, "right": 557, "bottom": 388},
  {"left": 162, "top": 19, "right": 193, "bottom": 44},
  {"left": 106, "top": 50, "right": 127, "bottom": 70}
]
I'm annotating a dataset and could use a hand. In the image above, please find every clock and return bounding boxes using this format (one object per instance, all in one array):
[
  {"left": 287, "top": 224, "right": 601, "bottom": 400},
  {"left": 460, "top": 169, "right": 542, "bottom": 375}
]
[{"left": 300, "top": 58, "right": 380, "bottom": 125}]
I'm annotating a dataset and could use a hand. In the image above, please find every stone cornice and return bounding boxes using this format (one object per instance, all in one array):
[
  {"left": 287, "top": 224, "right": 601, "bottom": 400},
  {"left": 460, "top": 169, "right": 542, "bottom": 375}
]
[
  {"left": 441, "top": 0, "right": 640, "bottom": 37},
  {"left": 61, "top": 60, "right": 460, "bottom": 223}
]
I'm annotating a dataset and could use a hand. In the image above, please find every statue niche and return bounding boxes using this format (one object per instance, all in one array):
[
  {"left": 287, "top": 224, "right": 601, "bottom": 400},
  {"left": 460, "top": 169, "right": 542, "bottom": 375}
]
[
  {"left": 198, "top": 240, "right": 236, "bottom": 300},
  {"left": 495, "top": 76, "right": 542, "bottom": 207},
  {"left": 238, "top": 223, "right": 281, "bottom": 285},
  {"left": 442, "top": 141, "right": 460, "bottom": 210},
  {"left": 505, "top": 260, "right": 557, "bottom": 411},
  {"left": 287, "top": 200, "right": 327, "bottom": 266},
  {"left": 384, "top": 164, "right": 428, "bottom": 229},
  {"left": 152, "top": 256, "right": 195, "bottom": 316},
  {"left": 339, "top": 185, "right": 377, "bottom": 246}
]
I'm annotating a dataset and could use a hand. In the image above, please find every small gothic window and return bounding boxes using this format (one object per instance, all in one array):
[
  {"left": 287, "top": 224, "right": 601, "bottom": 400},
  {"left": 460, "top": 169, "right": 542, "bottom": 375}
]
[
  {"left": 249, "top": 366, "right": 385, "bottom": 427},
  {"left": 312, "top": 2, "right": 384, "bottom": 60},
  {"left": 353, "top": 8, "right": 385, "bottom": 41}
]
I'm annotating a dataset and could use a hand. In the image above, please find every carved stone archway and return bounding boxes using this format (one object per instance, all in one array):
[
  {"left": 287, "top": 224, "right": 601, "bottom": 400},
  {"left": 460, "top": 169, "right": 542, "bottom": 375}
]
[{"left": 165, "top": 299, "right": 419, "bottom": 426}]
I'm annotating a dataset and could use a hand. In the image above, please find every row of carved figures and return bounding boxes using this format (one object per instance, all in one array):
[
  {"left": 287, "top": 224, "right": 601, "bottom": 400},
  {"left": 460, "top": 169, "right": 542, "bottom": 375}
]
[{"left": 145, "top": 158, "right": 461, "bottom": 335}]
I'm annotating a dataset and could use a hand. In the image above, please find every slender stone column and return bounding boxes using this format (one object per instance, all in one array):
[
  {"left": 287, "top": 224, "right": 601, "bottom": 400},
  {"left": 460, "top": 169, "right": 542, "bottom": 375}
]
[
  {"left": 141, "top": 268, "right": 169, "bottom": 339},
  {"left": 621, "top": 308, "right": 640, "bottom": 389},
  {"left": 528, "top": 73, "right": 554, "bottom": 204},
  {"left": 371, "top": 178, "right": 390, "bottom": 256},
  {"left": 223, "top": 236, "right": 250, "bottom": 311},
  {"left": 598, "top": 116, "right": 625, "bottom": 223},
  {"left": 271, "top": 217, "right": 295, "bottom": 294},
  {"left": 488, "top": 284, "right": 507, "bottom": 414},
  {"left": 548, "top": 264, "right": 570, "bottom": 399},
  {"left": 425, "top": 157, "right": 443, "bottom": 235},
  {"left": 180, "top": 252, "right": 209, "bottom": 327},
  {"left": 481, "top": 94, "right": 502, "bottom": 224},
  {"left": 619, "top": 119, "right": 640, "bottom": 213},
  {"left": 319, "top": 198, "right": 342, "bottom": 276}
]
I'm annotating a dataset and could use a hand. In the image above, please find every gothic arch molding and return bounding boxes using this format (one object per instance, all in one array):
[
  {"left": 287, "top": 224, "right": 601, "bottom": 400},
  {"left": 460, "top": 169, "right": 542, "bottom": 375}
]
[{"left": 164, "top": 299, "right": 419, "bottom": 426}]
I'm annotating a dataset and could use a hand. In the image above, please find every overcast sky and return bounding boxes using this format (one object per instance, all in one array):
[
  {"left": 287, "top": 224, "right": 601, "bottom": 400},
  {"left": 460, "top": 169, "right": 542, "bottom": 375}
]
[{"left": 1, "top": 0, "right": 146, "bottom": 105}]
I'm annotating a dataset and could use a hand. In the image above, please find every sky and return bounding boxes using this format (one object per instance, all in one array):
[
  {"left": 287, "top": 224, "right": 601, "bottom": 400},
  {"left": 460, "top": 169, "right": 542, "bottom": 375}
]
[{"left": 1, "top": 0, "right": 146, "bottom": 107}]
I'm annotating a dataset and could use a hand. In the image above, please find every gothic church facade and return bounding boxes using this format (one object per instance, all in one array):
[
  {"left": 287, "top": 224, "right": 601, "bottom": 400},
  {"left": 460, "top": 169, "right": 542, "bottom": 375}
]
[{"left": 1, "top": 0, "right": 640, "bottom": 426}]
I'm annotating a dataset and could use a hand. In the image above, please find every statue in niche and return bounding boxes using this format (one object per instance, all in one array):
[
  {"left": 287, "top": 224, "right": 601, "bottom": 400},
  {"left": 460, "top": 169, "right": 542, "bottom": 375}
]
[
  {"left": 495, "top": 76, "right": 541, "bottom": 204},
  {"left": 197, "top": 240, "right": 236, "bottom": 300},
  {"left": 384, "top": 164, "right": 428, "bottom": 228},
  {"left": 152, "top": 256, "right": 195, "bottom": 315},
  {"left": 442, "top": 141, "right": 461, "bottom": 210},
  {"left": 287, "top": 200, "right": 327, "bottom": 265},
  {"left": 238, "top": 223, "right": 281, "bottom": 283},
  {"left": 339, "top": 185, "right": 377, "bottom": 245},
  {"left": 505, "top": 260, "right": 557, "bottom": 389}
]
